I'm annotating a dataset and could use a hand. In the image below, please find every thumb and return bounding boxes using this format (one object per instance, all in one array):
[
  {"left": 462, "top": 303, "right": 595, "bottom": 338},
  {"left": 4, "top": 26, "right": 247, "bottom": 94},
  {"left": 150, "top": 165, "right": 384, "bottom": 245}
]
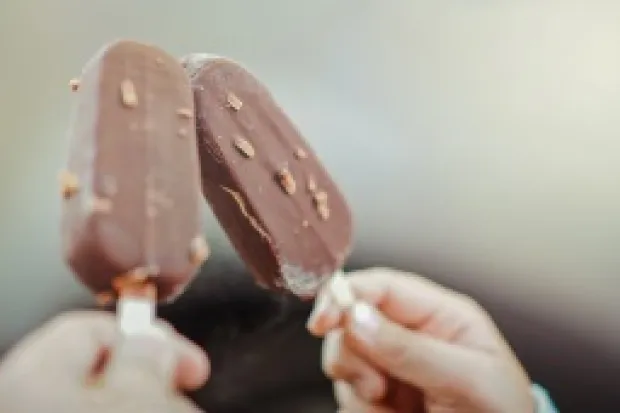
[
  {"left": 344, "top": 302, "right": 485, "bottom": 394},
  {"left": 104, "top": 325, "right": 178, "bottom": 393}
]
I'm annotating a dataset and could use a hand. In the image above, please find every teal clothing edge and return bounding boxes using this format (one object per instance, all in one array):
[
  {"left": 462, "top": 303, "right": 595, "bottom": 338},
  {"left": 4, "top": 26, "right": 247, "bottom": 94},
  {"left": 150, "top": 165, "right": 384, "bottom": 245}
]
[{"left": 533, "top": 384, "right": 559, "bottom": 412}]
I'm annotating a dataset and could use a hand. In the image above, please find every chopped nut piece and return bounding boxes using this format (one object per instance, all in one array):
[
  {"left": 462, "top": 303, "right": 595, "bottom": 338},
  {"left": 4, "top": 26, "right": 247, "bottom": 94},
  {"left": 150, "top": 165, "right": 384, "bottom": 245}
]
[
  {"left": 294, "top": 147, "right": 307, "bottom": 159},
  {"left": 307, "top": 177, "right": 317, "bottom": 192},
  {"left": 233, "top": 136, "right": 255, "bottom": 158},
  {"left": 226, "top": 92, "right": 243, "bottom": 111},
  {"left": 313, "top": 191, "right": 328, "bottom": 204},
  {"left": 120, "top": 79, "right": 138, "bottom": 108},
  {"left": 59, "top": 170, "right": 80, "bottom": 199},
  {"left": 276, "top": 168, "right": 296, "bottom": 195},
  {"left": 69, "top": 78, "right": 80, "bottom": 91},
  {"left": 189, "top": 236, "right": 209, "bottom": 265},
  {"left": 176, "top": 108, "right": 193, "bottom": 119},
  {"left": 317, "top": 203, "right": 330, "bottom": 220}
]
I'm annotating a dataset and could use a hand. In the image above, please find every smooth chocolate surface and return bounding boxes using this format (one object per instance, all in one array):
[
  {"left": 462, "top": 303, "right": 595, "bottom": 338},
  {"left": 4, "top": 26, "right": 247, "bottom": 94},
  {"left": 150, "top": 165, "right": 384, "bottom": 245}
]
[
  {"left": 182, "top": 54, "right": 352, "bottom": 298},
  {"left": 62, "top": 40, "right": 207, "bottom": 302}
]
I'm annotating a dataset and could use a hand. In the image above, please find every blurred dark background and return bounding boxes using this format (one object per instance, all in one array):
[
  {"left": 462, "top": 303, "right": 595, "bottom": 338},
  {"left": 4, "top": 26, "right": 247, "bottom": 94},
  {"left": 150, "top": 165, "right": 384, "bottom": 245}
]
[{"left": 1, "top": 1, "right": 619, "bottom": 411}]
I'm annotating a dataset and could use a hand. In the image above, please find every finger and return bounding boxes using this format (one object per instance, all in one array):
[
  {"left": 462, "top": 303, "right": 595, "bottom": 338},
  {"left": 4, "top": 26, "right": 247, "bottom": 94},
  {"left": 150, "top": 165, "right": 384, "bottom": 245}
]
[
  {"left": 307, "top": 289, "right": 341, "bottom": 336},
  {"left": 334, "top": 380, "right": 394, "bottom": 413},
  {"left": 322, "top": 329, "right": 387, "bottom": 402},
  {"left": 165, "top": 395, "right": 205, "bottom": 413},
  {"left": 309, "top": 268, "right": 494, "bottom": 344},
  {"left": 104, "top": 321, "right": 208, "bottom": 392},
  {"left": 16, "top": 311, "right": 119, "bottom": 380},
  {"left": 6, "top": 311, "right": 209, "bottom": 391},
  {"left": 344, "top": 301, "right": 485, "bottom": 394},
  {"left": 153, "top": 321, "right": 210, "bottom": 391}
]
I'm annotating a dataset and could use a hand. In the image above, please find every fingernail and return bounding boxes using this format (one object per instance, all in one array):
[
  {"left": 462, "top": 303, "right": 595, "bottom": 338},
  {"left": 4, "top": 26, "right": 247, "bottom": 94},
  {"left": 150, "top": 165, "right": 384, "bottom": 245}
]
[
  {"left": 330, "top": 272, "right": 355, "bottom": 309},
  {"left": 307, "top": 292, "right": 339, "bottom": 334},
  {"left": 350, "top": 302, "right": 381, "bottom": 343}
]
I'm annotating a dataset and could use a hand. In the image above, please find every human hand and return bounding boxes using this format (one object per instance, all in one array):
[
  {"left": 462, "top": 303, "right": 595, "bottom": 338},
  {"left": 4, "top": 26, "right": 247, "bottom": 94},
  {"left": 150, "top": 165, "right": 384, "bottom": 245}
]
[
  {"left": 307, "top": 268, "right": 535, "bottom": 413},
  {"left": 0, "top": 311, "right": 209, "bottom": 412}
]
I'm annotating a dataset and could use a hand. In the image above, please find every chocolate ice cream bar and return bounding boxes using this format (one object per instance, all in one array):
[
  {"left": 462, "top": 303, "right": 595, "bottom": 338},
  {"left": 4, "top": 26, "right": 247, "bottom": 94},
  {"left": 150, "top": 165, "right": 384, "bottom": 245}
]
[
  {"left": 61, "top": 40, "right": 208, "bottom": 303},
  {"left": 182, "top": 54, "right": 352, "bottom": 298}
]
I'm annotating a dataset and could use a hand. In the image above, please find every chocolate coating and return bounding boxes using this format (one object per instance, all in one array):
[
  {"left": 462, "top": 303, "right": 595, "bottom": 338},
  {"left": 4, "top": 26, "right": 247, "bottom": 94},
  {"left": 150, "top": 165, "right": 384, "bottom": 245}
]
[
  {"left": 183, "top": 54, "right": 352, "bottom": 298},
  {"left": 62, "top": 40, "right": 206, "bottom": 302}
]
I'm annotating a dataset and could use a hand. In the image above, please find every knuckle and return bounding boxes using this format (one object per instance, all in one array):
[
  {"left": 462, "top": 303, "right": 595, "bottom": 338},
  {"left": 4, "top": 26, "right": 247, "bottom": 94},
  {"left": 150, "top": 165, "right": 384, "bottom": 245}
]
[
  {"left": 376, "top": 329, "right": 413, "bottom": 369},
  {"left": 381, "top": 340, "right": 412, "bottom": 369}
]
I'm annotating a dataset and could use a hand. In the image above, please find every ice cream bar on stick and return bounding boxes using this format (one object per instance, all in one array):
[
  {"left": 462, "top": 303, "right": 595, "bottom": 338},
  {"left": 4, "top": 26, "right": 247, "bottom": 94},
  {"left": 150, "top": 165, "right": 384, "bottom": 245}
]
[
  {"left": 182, "top": 54, "right": 352, "bottom": 299},
  {"left": 61, "top": 40, "right": 208, "bottom": 336}
]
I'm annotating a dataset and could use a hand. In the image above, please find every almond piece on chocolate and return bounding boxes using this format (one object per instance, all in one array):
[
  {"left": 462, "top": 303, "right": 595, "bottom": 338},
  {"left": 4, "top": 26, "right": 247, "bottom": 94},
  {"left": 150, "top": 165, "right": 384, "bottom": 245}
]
[
  {"left": 317, "top": 203, "right": 330, "bottom": 220},
  {"left": 313, "top": 191, "right": 328, "bottom": 204},
  {"left": 276, "top": 168, "right": 296, "bottom": 195},
  {"left": 120, "top": 79, "right": 138, "bottom": 108},
  {"left": 69, "top": 78, "right": 81, "bottom": 92},
  {"left": 294, "top": 147, "right": 307, "bottom": 159},
  {"left": 233, "top": 136, "right": 255, "bottom": 158},
  {"left": 226, "top": 92, "right": 243, "bottom": 111}
]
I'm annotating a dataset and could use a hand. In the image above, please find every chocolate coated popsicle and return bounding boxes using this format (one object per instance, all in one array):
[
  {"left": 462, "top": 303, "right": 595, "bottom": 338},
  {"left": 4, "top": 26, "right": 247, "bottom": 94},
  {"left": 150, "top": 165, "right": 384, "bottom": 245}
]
[
  {"left": 182, "top": 54, "right": 352, "bottom": 298},
  {"left": 61, "top": 40, "right": 208, "bottom": 303}
]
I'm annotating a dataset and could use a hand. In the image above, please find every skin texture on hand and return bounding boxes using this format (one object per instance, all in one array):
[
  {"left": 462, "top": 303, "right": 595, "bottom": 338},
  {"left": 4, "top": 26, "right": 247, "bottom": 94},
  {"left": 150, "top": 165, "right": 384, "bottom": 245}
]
[
  {"left": 307, "top": 268, "right": 535, "bottom": 413},
  {"left": 0, "top": 311, "right": 209, "bottom": 413}
]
